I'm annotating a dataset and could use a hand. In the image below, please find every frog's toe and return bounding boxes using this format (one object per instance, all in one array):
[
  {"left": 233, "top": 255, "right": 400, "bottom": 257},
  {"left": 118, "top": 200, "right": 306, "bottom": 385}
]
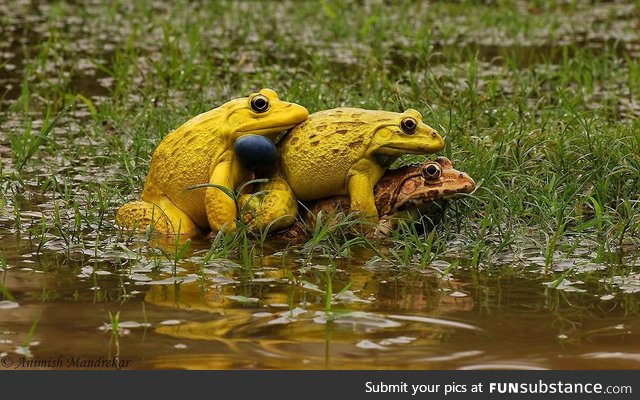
[
  {"left": 209, "top": 218, "right": 237, "bottom": 233},
  {"left": 366, "top": 217, "right": 393, "bottom": 239},
  {"left": 238, "top": 191, "right": 296, "bottom": 232},
  {"left": 205, "top": 190, "right": 238, "bottom": 233},
  {"left": 116, "top": 201, "right": 172, "bottom": 234}
]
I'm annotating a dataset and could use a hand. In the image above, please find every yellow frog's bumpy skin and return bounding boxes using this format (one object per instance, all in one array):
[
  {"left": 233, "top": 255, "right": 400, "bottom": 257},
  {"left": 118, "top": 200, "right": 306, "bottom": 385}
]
[
  {"left": 243, "top": 107, "right": 445, "bottom": 231},
  {"left": 238, "top": 175, "right": 298, "bottom": 232},
  {"left": 116, "top": 88, "right": 309, "bottom": 236}
]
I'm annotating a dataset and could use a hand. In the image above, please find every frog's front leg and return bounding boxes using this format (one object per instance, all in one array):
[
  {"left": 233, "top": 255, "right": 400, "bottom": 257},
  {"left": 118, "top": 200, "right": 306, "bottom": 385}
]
[
  {"left": 238, "top": 175, "right": 298, "bottom": 232},
  {"left": 369, "top": 216, "right": 394, "bottom": 238},
  {"left": 347, "top": 173, "right": 379, "bottom": 224},
  {"left": 347, "top": 161, "right": 382, "bottom": 224},
  {"left": 205, "top": 153, "right": 245, "bottom": 233}
]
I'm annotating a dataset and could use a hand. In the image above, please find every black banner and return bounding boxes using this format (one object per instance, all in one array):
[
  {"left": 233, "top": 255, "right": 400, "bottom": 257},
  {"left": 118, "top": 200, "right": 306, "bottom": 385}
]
[{"left": 0, "top": 370, "right": 637, "bottom": 399}]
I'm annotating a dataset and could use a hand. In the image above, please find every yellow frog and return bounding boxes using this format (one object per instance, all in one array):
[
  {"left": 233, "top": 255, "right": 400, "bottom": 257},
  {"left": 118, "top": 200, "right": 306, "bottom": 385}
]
[
  {"left": 116, "top": 88, "right": 309, "bottom": 236},
  {"left": 240, "top": 107, "right": 445, "bottom": 231}
]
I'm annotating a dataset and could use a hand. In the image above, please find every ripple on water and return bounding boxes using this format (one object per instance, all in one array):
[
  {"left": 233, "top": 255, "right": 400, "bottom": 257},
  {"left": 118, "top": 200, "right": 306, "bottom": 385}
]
[
  {"left": 604, "top": 273, "right": 640, "bottom": 294},
  {"left": 459, "top": 363, "right": 548, "bottom": 370},
  {"left": 543, "top": 278, "right": 586, "bottom": 293},
  {"left": 267, "top": 308, "right": 308, "bottom": 326},
  {"left": 388, "top": 314, "right": 480, "bottom": 331},
  {"left": 159, "top": 320, "right": 182, "bottom": 326},
  {"left": 355, "top": 336, "right": 418, "bottom": 351},
  {"left": 0, "top": 301, "right": 19, "bottom": 309},
  {"left": 143, "top": 274, "right": 199, "bottom": 286},
  {"left": 356, "top": 340, "right": 387, "bottom": 350},
  {"left": 415, "top": 350, "right": 484, "bottom": 363},
  {"left": 313, "top": 311, "right": 402, "bottom": 330},
  {"left": 582, "top": 352, "right": 640, "bottom": 363}
]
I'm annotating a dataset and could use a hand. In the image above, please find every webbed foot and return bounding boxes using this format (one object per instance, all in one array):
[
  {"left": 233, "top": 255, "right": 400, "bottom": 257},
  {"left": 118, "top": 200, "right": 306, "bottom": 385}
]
[{"left": 116, "top": 197, "right": 199, "bottom": 237}]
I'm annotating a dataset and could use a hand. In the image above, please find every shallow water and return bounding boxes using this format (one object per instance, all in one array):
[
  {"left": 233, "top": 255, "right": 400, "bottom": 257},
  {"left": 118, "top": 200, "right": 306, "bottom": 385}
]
[
  {"left": 1, "top": 0, "right": 639, "bottom": 370},
  {"left": 0, "top": 230, "right": 638, "bottom": 370}
]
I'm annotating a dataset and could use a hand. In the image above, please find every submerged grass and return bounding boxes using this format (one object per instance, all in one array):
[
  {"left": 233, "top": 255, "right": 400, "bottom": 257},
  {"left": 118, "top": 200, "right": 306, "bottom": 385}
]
[{"left": 0, "top": 0, "right": 639, "bottom": 302}]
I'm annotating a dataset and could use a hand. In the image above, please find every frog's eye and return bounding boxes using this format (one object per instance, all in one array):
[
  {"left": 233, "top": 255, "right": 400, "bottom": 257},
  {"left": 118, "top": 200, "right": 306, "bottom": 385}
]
[
  {"left": 400, "top": 117, "right": 417, "bottom": 134},
  {"left": 250, "top": 95, "right": 270, "bottom": 113},
  {"left": 422, "top": 163, "right": 442, "bottom": 180}
]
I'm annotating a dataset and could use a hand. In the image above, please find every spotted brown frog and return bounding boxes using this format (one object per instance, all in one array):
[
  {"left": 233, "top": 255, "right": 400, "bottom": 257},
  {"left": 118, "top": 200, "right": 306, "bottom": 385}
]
[{"left": 274, "top": 156, "right": 475, "bottom": 241}]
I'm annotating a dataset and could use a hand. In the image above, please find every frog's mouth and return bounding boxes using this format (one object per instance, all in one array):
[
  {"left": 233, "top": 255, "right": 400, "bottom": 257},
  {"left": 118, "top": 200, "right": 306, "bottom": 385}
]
[
  {"left": 394, "top": 196, "right": 449, "bottom": 213},
  {"left": 376, "top": 136, "right": 446, "bottom": 156},
  {"left": 399, "top": 182, "right": 476, "bottom": 209},
  {"left": 237, "top": 124, "right": 298, "bottom": 137},
  {"left": 235, "top": 103, "right": 309, "bottom": 137}
]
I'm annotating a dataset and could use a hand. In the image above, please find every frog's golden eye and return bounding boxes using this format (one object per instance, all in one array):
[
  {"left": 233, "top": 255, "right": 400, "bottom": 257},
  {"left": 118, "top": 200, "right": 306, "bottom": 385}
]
[
  {"left": 400, "top": 117, "right": 417, "bottom": 134},
  {"left": 422, "top": 163, "right": 442, "bottom": 180},
  {"left": 250, "top": 95, "right": 270, "bottom": 113}
]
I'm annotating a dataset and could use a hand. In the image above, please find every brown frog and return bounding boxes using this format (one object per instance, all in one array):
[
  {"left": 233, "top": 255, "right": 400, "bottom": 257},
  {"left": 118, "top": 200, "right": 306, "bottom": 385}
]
[{"left": 276, "top": 156, "right": 475, "bottom": 241}]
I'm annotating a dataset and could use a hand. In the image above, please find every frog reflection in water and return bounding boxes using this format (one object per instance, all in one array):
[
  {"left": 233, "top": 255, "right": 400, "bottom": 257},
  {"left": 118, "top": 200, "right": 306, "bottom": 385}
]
[
  {"left": 115, "top": 89, "right": 308, "bottom": 236},
  {"left": 238, "top": 107, "right": 445, "bottom": 232},
  {"left": 144, "top": 267, "right": 476, "bottom": 369}
]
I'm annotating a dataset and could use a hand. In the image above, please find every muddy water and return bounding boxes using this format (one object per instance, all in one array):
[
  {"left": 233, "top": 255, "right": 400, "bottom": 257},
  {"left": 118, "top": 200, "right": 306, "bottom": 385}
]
[
  {"left": 1, "top": 1, "right": 639, "bottom": 370},
  {"left": 0, "top": 231, "right": 638, "bottom": 370}
]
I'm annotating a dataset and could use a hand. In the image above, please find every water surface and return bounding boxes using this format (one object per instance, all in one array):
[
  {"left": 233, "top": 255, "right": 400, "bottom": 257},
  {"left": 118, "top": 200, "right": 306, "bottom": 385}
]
[{"left": 0, "top": 0, "right": 639, "bottom": 370}]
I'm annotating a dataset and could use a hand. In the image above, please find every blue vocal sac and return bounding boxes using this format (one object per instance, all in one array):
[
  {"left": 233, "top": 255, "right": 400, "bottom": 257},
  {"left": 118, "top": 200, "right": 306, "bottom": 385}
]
[{"left": 234, "top": 134, "right": 278, "bottom": 176}]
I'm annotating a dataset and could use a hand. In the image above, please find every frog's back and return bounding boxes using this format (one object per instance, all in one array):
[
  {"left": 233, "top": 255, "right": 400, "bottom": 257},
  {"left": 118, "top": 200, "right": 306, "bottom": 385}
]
[
  {"left": 143, "top": 108, "right": 229, "bottom": 226},
  {"left": 280, "top": 108, "right": 386, "bottom": 200}
]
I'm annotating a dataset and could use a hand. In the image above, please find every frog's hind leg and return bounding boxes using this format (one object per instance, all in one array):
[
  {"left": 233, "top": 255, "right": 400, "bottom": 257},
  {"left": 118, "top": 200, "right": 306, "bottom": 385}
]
[{"left": 116, "top": 196, "right": 199, "bottom": 237}]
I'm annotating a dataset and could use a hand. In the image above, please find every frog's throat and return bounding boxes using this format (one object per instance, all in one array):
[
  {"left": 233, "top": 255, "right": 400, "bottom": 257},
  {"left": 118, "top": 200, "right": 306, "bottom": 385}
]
[{"left": 373, "top": 153, "right": 398, "bottom": 168}]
